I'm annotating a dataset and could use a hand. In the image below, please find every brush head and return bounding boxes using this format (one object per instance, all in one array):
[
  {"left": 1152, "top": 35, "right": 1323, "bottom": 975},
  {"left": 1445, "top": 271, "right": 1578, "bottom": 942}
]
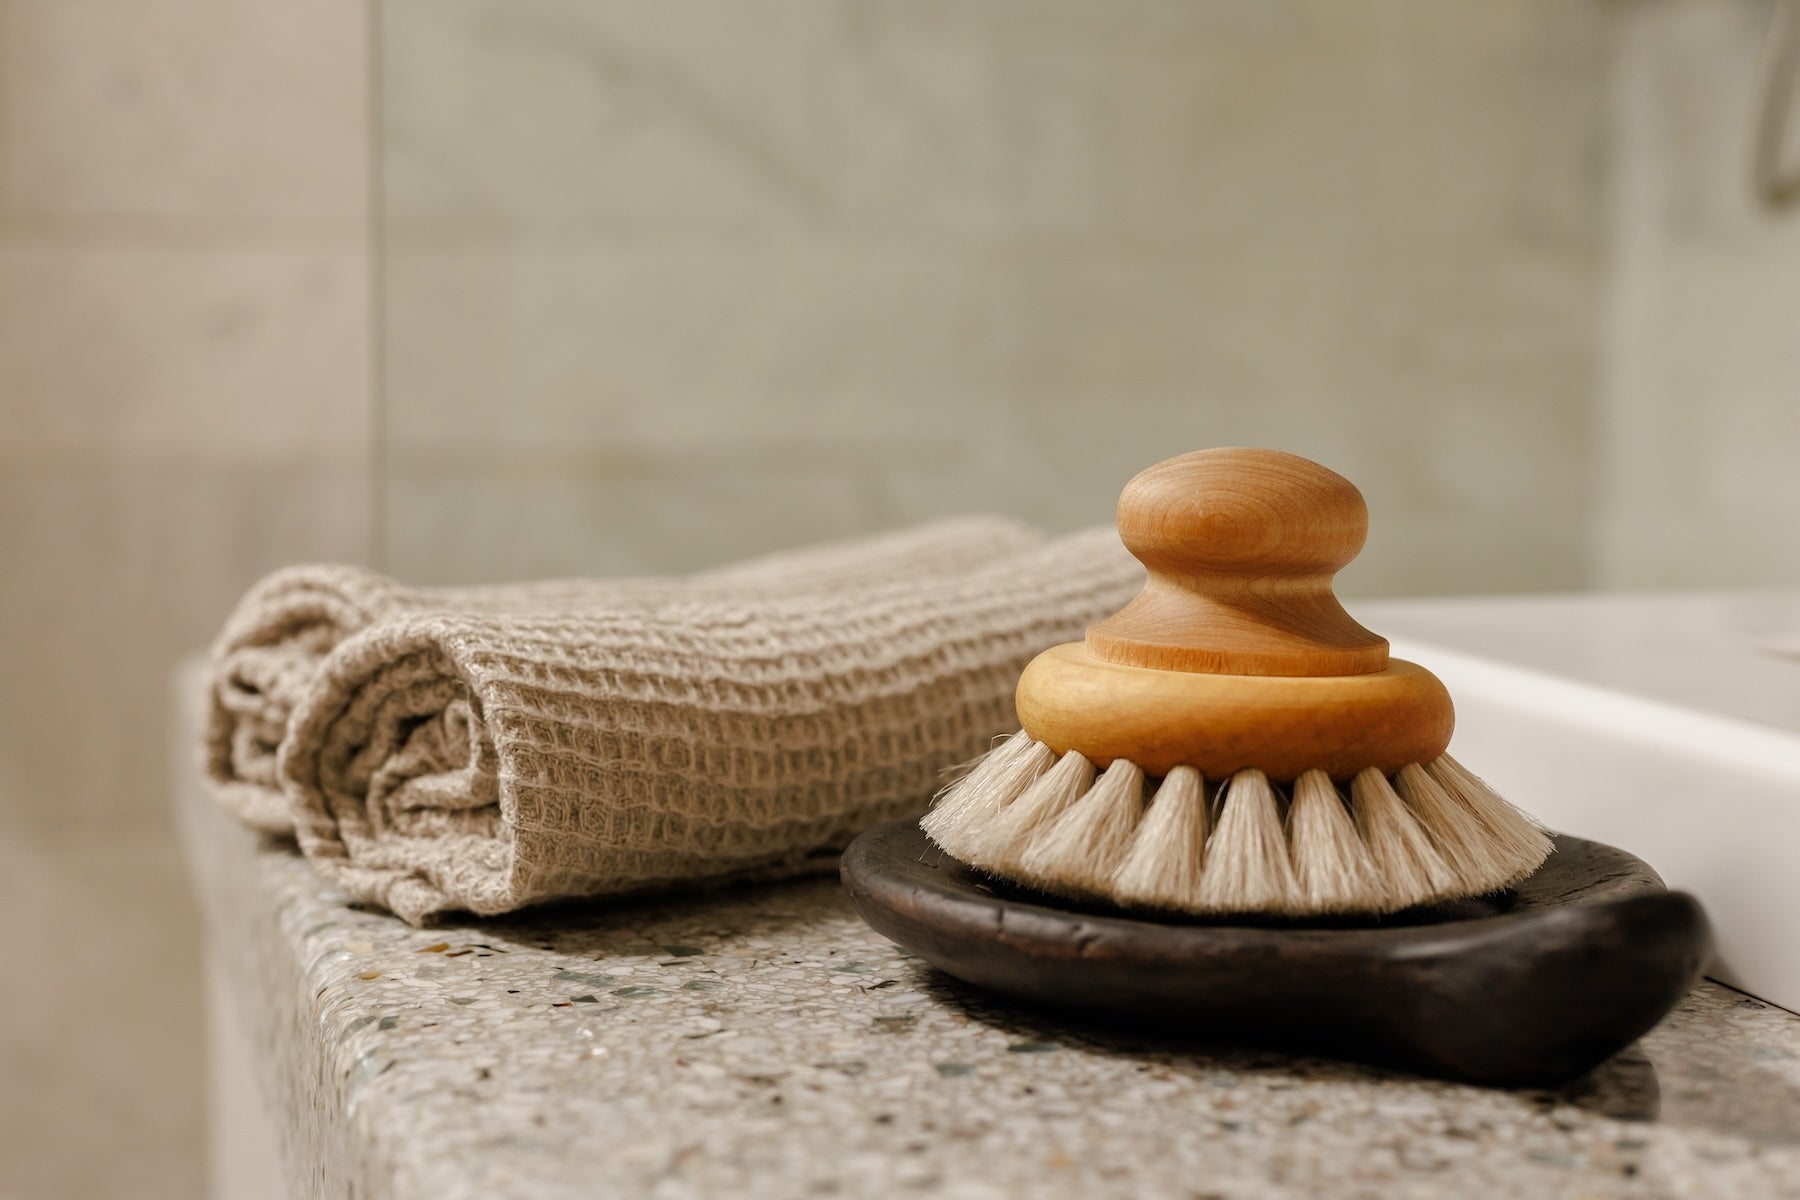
[
  {"left": 920, "top": 447, "right": 1550, "bottom": 915},
  {"left": 920, "top": 741, "right": 1551, "bottom": 917}
]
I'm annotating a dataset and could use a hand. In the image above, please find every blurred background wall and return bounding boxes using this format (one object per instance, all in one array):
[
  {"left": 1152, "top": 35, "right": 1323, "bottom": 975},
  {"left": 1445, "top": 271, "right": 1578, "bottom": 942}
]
[
  {"left": 1, "top": 1, "right": 1796, "bottom": 1196},
  {"left": 0, "top": 2, "right": 372, "bottom": 1196},
  {"left": 1598, "top": 0, "right": 1800, "bottom": 588},
  {"left": 380, "top": 0, "right": 1605, "bottom": 594}
]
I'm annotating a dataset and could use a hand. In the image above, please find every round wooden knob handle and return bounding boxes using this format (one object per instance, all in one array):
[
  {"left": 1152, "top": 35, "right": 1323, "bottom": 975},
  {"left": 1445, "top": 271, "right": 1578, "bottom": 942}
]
[
  {"left": 1115, "top": 446, "right": 1369, "bottom": 580},
  {"left": 1086, "top": 448, "right": 1389, "bottom": 677}
]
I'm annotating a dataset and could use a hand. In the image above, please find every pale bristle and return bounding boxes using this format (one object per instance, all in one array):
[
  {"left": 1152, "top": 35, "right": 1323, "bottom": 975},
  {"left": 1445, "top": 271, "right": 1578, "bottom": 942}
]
[
  {"left": 1394, "top": 762, "right": 1518, "bottom": 896},
  {"left": 1350, "top": 766, "right": 1455, "bottom": 908},
  {"left": 957, "top": 749, "right": 1096, "bottom": 874},
  {"left": 1425, "top": 755, "right": 1553, "bottom": 883},
  {"left": 1110, "top": 766, "right": 1208, "bottom": 909},
  {"left": 919, "top": 731, "right": 1054, "bottom": 858},
  {"left": 1195, "top": 769, "right": 1300, "bottom": 913},
  {"left": 1286, "top": 769, "right": 1382, "bottom": 912},
  {"left": 1015, "top": 759, "right": 1146, "bottom": 896},
  {"left": 929, "top": 739, "right": 1552, "bottom": 916}
]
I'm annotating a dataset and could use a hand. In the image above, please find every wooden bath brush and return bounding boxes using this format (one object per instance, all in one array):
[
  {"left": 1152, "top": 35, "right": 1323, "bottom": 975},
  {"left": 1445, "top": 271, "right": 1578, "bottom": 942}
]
[{"left": 921, "top": 447, "right": 1553, "bottom": 915}]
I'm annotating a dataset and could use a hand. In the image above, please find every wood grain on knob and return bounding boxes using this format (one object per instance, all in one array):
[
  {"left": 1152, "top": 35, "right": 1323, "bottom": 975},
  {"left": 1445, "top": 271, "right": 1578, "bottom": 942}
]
[
  {"left": 1016, "top": 644, "right": 1454, "bottom": 780},
  {"left": 1086, "top": 447, "right": 1389, "bottom": 678}
]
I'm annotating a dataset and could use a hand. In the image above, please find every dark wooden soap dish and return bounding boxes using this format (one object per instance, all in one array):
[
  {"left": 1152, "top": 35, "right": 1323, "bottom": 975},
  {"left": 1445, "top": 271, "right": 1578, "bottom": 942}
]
[{"left": 841, "top": 819, "right": 1710, "bottom": 1087}]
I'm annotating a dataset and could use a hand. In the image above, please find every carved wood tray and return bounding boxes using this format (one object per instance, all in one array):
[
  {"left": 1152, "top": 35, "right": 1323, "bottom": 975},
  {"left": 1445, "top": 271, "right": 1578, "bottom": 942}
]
[{"left": 841, "top": 820, "right": 1710, "bottom": 1086}]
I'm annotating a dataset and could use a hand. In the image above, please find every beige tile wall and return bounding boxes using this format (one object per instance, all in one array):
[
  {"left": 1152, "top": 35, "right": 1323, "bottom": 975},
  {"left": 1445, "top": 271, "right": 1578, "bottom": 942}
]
[
  {"left": 1596, "top": 0, "right": 1800, "bottom": 589},
  {"left": 380, "top": 0, "right": 1607, "bottom": 597},
  {"left": 0, "top": 0, "right": 373, "bottom": 1196}
]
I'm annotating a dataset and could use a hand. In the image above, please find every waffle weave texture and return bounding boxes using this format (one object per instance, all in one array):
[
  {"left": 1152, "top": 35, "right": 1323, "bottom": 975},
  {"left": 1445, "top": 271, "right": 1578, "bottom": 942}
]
[
  {"left": 208, "top": 521, "right": 1143, "bottom": 923},
  {"left": 206, "top": 518, "right": 1046, "bottom": 834}
]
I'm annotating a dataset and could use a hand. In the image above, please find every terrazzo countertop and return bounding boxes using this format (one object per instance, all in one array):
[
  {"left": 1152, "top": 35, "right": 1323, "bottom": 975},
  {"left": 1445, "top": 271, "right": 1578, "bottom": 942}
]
[{"left": 176, "top": 697, "right": 1800, "bottom": 1199}]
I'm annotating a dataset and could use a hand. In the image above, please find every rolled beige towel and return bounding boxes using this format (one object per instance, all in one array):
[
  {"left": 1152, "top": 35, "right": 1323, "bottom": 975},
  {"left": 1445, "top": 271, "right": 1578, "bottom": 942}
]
[
  {"left": 206, "top": 517, "right": 1047, "bottom": 833},
  {"left": 278, "top": 529, "right": 1142, "bottom": 924}
]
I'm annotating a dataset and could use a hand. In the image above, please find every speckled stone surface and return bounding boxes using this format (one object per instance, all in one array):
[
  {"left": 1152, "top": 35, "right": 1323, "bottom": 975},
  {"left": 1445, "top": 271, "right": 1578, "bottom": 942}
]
[{"left": 176, "top": 688, "right": 1800, "bottom": 1200}]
